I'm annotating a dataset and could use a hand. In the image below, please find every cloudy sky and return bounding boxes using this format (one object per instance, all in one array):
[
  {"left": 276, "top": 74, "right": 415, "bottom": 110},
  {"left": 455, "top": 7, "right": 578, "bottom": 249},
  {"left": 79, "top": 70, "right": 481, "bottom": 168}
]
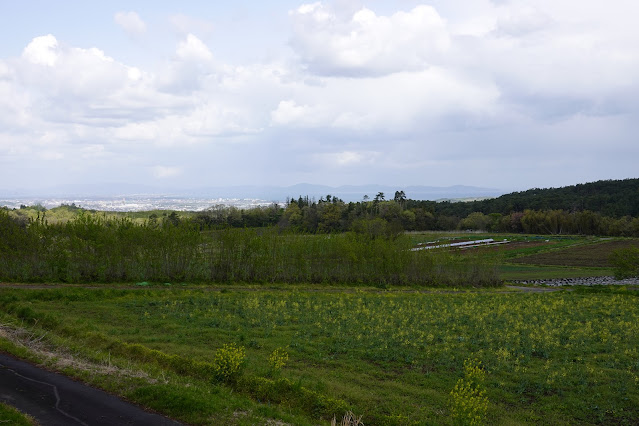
[{"left": 1, "top": 0, "right": 638, "bottom": 194}]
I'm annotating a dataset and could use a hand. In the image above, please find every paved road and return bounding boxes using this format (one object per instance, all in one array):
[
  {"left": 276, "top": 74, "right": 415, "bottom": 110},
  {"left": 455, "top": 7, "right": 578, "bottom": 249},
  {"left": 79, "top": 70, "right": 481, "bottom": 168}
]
[{"left": 0, "top": 353, "right": 181, "bottom": 425}]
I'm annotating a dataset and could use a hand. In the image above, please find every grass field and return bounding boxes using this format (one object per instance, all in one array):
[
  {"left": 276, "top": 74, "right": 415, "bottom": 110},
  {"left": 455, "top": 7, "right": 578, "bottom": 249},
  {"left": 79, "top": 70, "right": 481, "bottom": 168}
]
[{"left": 1, "top": 285, "right": 638, "bottom": 425}]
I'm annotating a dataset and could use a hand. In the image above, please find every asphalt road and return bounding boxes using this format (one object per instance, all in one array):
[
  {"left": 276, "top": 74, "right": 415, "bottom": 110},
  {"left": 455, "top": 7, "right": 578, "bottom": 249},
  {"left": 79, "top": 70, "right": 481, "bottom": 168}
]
[{"left": 0, "top": 352, "right": 181, "bottom": 425}]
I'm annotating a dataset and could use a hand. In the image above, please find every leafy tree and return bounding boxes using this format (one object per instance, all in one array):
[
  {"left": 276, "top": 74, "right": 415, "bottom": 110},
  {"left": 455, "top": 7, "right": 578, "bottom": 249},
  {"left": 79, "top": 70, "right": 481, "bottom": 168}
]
[
  {"left": 459, "top": 212, "right": 491, "bottom": 231},
  {"left": 394, "top": 190, "right": 407, "bottom": 209},
  {"left": 609, "top": 247, "right": 639, "bottom": 279}
]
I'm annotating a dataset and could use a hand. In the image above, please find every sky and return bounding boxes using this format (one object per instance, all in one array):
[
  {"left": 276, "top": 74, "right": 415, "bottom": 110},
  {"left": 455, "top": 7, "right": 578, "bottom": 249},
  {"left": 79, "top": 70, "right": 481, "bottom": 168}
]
[{"left": 1, "top": 0, "right": 638, "bottom": 194}]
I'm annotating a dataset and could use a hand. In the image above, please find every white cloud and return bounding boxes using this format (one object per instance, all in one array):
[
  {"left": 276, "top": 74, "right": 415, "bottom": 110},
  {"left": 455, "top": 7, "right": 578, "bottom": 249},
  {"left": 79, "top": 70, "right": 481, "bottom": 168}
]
[
  {"left": 270, "top": 100, "right": 326, "bottom": 127},
  {"left": 269, "top": 68, "right": 500, "bottom": 134},
  {"left": 315, "top": 150, "right": 380, "bottom": 166},
  {"left": 496, "top": 5, "right": 553, "bottom": 36},
  {"left": 290, "top": 3, "right": 450, "bottom": 76},
  {"left": 114, "top": 11, "right": 147, "bottom": 35},
  {"left": 152, "top": 166, "right": 182, "bottom": 179},
  {"left": 22, "top": 34, "right": 58, "bottom": 66},
  {"left": 176, "top": 34, "right": 213, "bottom": 62},
  {"left": 18, "top": 35, "right": 133, "bottom": 102}
]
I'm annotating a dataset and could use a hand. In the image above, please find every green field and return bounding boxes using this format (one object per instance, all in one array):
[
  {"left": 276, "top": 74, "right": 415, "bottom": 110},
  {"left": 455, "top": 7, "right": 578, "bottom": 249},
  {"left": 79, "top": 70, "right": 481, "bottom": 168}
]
[
  {"left": 1, "top": 286, "right": 638, "bottom": 425},
  {"left": 408, "top": 233, "right": 634, "bottom": 280}
]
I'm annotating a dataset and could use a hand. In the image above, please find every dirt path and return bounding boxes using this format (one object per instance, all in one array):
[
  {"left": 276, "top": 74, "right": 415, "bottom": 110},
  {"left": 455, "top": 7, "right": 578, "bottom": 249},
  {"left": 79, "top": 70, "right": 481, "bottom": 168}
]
[{"left": 0, "top": 352, "right": 181, "bottom": 426}]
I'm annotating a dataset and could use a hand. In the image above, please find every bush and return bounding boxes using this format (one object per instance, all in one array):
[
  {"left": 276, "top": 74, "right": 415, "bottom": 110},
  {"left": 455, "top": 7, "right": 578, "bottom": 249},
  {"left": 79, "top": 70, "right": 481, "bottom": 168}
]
[
  {"left": 212, "top": 343, "right": 246, "bottom": 383},
  {"left": 449, "top": 359, "right": 489, "bottom": 426},
  {"left": 268, "top": 347, "right": 289, "bottom": 372},
  {"left": 609, "top": 247, "right": 639, "bottom": 279}
]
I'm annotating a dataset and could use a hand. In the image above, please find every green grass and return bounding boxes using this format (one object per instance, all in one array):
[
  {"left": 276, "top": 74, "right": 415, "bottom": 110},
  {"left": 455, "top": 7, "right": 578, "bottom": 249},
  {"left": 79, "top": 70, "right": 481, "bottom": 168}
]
[
  {"left": 0, "top": 402, "right": 37, "bottom": 425},
  {"left": 1, "top": 286, "right": 638, "bottom": 425}
]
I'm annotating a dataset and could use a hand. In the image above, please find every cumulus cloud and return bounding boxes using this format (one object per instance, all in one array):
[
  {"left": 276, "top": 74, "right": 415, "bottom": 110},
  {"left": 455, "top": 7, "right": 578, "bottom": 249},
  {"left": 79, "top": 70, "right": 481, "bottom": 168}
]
[
  {"left": 158, "top": 34, "right": 217, "bottom": 94},
  {"left": 176, "top": 34, "right": 214, "bottom": 62},
  {"left": 114, "top": 11, "right": 147, "bottom": 35},
  {"left": 22, "top": 34, "right": 59, "bottom": 66},
  {"left": 18, "top": 34, "right": 134, "bottom": 103},
  {"left": 290, "top": 3, "right": 450, "bottom": 76}
]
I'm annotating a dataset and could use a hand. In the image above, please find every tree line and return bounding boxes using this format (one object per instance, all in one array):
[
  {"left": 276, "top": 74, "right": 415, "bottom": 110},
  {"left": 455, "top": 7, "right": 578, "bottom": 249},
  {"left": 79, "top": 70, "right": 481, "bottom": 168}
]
[
  {"left": 187, "top": 189, "right": 639, "bottom": 237},
  {"left": 3, "top": 179, "right": 638, "bottom": 237}
]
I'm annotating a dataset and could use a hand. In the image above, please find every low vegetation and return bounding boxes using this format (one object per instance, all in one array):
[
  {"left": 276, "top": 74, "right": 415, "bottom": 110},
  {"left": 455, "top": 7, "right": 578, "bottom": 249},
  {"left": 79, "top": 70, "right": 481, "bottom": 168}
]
[
  {"left": 0, "top": 286, "right": 638, "bottom": 424},
  {"left": 0, "top": 402, "right": 37, "bottom": 425}
]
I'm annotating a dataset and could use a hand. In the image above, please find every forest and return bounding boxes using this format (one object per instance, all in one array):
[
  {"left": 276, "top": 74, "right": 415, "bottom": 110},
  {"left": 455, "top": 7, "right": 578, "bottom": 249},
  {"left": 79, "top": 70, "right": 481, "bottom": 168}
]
[{"left": 191, "top": 178, "right": 639, "bottom": 237}]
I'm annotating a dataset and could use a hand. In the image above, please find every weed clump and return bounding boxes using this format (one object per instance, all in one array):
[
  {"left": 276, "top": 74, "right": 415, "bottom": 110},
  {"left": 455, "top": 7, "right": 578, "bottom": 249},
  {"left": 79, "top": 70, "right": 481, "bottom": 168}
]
[
  {"left": 449, "top": 359, "right": 488, "bottom": 426},
  {"left": 268, "top": 347, "right": 289, "bottom": 372},
  {"left": 212, "top": 343, "right": 246, "bottom": 383}
]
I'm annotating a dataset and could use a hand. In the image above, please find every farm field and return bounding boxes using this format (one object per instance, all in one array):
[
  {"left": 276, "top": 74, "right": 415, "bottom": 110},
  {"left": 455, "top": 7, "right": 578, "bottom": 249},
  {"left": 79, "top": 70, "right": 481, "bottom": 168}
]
[
  {"left": 408, "top": 233, "right": 627, "bottom": 280},
  {"left": 1, "top": 286, "right": 638, "bottom": 425},
  {"left": 509, "top": 239, "right": 639, "bottom": 267}
]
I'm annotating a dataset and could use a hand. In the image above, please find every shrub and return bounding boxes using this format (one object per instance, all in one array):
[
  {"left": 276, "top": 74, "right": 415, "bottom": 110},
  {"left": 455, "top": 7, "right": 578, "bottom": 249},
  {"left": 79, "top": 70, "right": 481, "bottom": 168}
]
[
  {"left": 449, "top": 359, "right": 488, "bottom": 426},
  {"left": 268, "top": 347, "right": 289, "bottom": 372},
  {"left": 212, "top": 343, "right": 246, "bottom": 383}
]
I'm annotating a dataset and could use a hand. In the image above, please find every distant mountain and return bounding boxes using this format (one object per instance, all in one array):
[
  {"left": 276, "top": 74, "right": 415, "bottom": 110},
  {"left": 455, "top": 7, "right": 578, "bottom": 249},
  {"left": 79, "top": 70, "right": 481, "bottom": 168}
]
[{"left": 188, "top": 184, "right": 504, "bottom": 202}]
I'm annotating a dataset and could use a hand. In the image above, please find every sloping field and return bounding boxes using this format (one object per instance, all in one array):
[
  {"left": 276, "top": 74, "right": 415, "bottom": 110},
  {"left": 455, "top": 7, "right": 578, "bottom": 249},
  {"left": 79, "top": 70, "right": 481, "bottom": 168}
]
[
  {"left": 1, "top": 286, "right": 639, "bottom": 425},
  {"left": 511, "top": 239, "right": 639, "bottom": 267}
]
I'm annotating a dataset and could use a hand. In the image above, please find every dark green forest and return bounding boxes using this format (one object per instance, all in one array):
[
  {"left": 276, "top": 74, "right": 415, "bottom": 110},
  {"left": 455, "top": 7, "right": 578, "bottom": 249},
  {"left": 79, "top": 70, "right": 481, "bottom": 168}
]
[
  {"left": 432, "top": 178, "right": 639, "bottom": 218},
  {"left": 189, "top": 178, "right": 639, "bottom": 237}
]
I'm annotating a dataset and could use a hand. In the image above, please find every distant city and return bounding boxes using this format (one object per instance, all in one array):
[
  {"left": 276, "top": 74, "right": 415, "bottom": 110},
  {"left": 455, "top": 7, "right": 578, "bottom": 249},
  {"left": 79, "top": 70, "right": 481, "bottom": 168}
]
[{"left": 0, "top": 197, "right": 274, "bottom": 212}]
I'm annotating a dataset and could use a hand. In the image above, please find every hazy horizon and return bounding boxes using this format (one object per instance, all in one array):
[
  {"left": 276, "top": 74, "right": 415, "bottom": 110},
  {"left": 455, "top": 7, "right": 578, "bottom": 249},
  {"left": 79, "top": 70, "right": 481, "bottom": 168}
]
[{"left": 0, "top": 181, "right": 508, "bottom": 208}]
